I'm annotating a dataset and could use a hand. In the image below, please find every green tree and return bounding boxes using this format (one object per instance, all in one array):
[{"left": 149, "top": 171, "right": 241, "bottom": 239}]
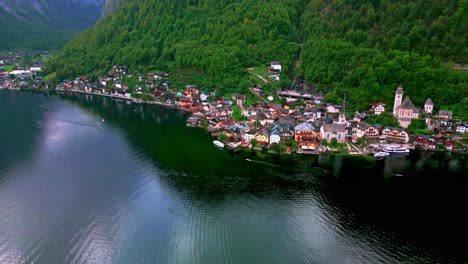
[
  {"left": 356, "top": 136, "right": 367, "bottom": 146},
  {"left": 366, "top": 112, "right": 399, "bottom": 127},
  {"left": 270, "top": 143, "right": 279, "bottom": 152},
  {"left": 330, "top": 138, "right": 338, "bottom": 147},
  {"left": 279, "top": 143, "right": 288, "bottom": 153},
  {"left": 321, "top": 139, "right": 328, "bottom": 145},
  {"left": 232, "top": 106, "right": 243, "bottom": 121},
  {"left": 250, "top": 138, "right": 257, "bottom": 146},
  {"left": 218, "top": 134, "right": 227, "bottom": 142},
  {"left": 408, "top": 119, "right": 428, "bottom": 134}
]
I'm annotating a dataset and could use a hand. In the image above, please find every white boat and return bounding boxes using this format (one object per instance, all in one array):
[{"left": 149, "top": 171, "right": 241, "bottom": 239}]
[
  {"left": 213, "top": 140, "right": 224, "bottom": 148},
  {"left": 374, "top": 151, "right": 390, "bottom": 158},
  {"left": 384, "top": 145, "right": 410, "bottom": 154}
]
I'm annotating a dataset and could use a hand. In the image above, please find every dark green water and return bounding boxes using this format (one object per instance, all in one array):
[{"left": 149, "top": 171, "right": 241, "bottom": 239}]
[{"left": 0, "top": 91, "right": 467, "bottom": 264}]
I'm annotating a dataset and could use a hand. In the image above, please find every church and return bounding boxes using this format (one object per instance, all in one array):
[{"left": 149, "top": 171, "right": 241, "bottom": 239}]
[{"left": 392, "top": 85, "right": 433, "bottom": 128}]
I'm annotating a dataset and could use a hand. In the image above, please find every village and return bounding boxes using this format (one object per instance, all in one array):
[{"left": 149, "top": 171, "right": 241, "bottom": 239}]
[
  {"left": 2, "top": 59, "right": 467, "bottom": 155},
  {"left": 0, "top": 51, "right": 52, "bottom": 91}
]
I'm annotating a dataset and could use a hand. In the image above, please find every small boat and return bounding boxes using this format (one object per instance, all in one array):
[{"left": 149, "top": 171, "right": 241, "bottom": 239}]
[
  {"left": 374, "top": 151, "right": 390, "bottom": 158},
  {"left": 213, "top": 140, "right": 224, "bottom": 148},
  {"left": 101, "top": 119, "right": 105, "bottom": 122},
  {"left": 384, "top": 145, "right": 410, "bottom": 154},
  {"left": 393, "top": 173, "right": 403, "bottom": 177}
]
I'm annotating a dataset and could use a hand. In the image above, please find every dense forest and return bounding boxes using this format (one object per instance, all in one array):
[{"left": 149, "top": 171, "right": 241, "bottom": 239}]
[
  {"left": 47, "top": 0, "right": 468, "bottom": 116},
  {"left": 0, "top": 0, "right": 104, "bottom": 49},
  {"left": 299, "top": 0, "right": 467, "bottom": 114}
]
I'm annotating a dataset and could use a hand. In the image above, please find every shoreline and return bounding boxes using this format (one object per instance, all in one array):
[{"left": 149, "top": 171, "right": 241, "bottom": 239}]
[{"left": 3, "top": 88, "right": 465, "bottom": 157}]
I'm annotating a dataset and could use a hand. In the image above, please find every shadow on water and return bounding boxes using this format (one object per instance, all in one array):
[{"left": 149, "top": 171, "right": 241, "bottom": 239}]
[{"left": 58, "top": 92, "right": 468, "bottom": 262}]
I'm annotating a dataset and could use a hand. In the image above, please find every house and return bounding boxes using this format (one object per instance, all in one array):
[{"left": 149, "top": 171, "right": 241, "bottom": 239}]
[
  {"left": 370, "top": 102, "right": 385, "bottom": 115},
  {"left": 184, "top": 85, "right": 199, "bottom": 99},
  {"left": 424, "top": 98, "right": 434, "bottom": 114},
  {"left": 269, "top": 127, "right": 281, "bottom": 144},
  {"left": 456, "top": 124, "right": 467, "bottom": 133},
  {"left": 320, "top": 123, "right": 346, "bottom": 143},
  {"left": 295, "top": 122, "right": 321, "bottom": 149},
  {"left": 270, "top": 61, "right": 282, "bottom": 73},
  {"left": 243, "top": 129, "right": 257, "bottom": 143},
  {"left": 280, "top": 125, "right": 294, "bottom": 141},
  {"left": 269, "top": 75, "right": 280, "bottom": 82},
  {"left": 232, "top": 94, "right": 246, "bottom": 107},
  {"left": 243, "top": 106, "right": 257, "bottom": 117},
  {"left": 177, "top": 97, "right": 193, "bottom": 108},
  {"left": 382, "top": 127, "right": 409, "bottom": 143},
  {"left": 255, "top": 130, "right": 270, "bottom": 144},
  {"left": 356, "top": 121, "right": 379, "bottom": 138},
  {"left": 438, "top": 110, "right": 453, "bottom": 119},
  {"left": 326, "top": 104, "right": 341, "bottom": 113}
]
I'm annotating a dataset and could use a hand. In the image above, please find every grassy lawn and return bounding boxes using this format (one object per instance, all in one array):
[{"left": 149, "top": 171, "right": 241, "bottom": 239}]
[
  {"left": 4, "top": 65, "right": 14, "bottom": 71},
  {"left": 248, "top": 65, "right": 269, "bottom": 77},
  {"left": 44, "top": 72, "right": 57, "bottom": 81}
]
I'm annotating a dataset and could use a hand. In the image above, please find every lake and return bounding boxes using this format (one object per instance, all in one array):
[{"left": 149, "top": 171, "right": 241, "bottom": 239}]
[{"left": 0, "top": 90, "right": 467, "bottom": 263}]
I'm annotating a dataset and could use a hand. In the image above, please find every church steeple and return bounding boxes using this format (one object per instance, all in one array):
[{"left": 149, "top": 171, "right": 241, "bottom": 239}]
[
  {"left": 393, "top": 84, "right": 404, "bottom": 115},
  {"left": 338, "top": 95, "right": 346, "bottom": 124}
]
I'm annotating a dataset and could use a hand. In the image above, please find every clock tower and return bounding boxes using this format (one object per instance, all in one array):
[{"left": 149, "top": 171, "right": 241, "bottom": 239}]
[{"left": 393, "top": 85, "right": 404, "bottom": 115}]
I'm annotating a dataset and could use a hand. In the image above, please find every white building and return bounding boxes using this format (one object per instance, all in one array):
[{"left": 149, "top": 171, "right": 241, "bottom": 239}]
[
  {"left": 456, "top": 124, "right": 467, "bottom": 133},
  {"left": 393, "top": 85, "right": 404, "bottom": 115},
  {"left": 270, "top": 61, "right": 282, "bottom": 72},
  {"left": 374, "top": 104, "right": 385, "bottom": 115},
  {"left": 269, "top": 129, "right": 281, "bottom": 144},
  {"left": 424, "top": 98, "right": 434, "bottom": 114}
]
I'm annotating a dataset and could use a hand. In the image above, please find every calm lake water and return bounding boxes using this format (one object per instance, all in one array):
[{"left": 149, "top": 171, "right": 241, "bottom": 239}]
[{"left": 0, "top": 90, "right": 467, "bottom": 264}]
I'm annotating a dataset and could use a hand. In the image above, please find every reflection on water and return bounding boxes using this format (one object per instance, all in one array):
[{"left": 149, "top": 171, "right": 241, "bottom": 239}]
[{"left": 0, "top": 91, "right": 466, "bottom": 264}]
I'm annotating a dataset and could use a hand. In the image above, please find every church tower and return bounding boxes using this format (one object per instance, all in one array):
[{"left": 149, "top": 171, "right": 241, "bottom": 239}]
[
  {"left": 338, "top": 95, "right": 346, "bottom": 124},
  {"left": 393, "top": 85, "right": 404, "bottom": 115}
]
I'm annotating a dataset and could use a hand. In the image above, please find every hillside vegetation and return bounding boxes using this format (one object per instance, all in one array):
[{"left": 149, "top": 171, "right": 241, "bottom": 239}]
[
  {"left": 47, "top": 0, "right": 467, "bottom": 116},
  {"left": 0, "top": 0, "right": 104, "bottom": 50}
]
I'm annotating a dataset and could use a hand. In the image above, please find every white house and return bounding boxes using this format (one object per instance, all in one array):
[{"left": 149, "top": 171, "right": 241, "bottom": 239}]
[
  {"left": 269, "top": 128, "right": 281, "bottom": 144},
  {"left": 271, "top": 61, "right": 282, "bottom": 72},
  {"left": 269, "top": 75, "right": 280, "bottom": 82},
  {"left": 373, "top": 104, "right": 385, "bottom": 115},
  {"left": 243, "top": 130, "right": 256, "bottom": 143},
  {"left": 456, "top": 124, "right": 467, "bottom": 133},
  {"left": 326, "top": 104, "right": 341, "bottom": 113},
  {"left": 29, "top": 67, "right": 42, "bottom": 72},
  {"left": 424, "top": 98, "right": 434, "bottom": 114}
]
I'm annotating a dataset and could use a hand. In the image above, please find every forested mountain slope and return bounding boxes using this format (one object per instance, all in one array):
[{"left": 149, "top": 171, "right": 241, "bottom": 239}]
[
  {"left": 47, "top": 0, "right": 467, "bottom": 114},
  {"left": 299, "top": 0, "right": 467, "bottom": 111},
  {"left": 0, "top": 0, "right": 105, "bottom": 49}
]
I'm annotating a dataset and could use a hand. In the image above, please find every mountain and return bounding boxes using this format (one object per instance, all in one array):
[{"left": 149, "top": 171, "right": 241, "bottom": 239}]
[
  {"left": 0, "top": 0, "right": 106, "bottom": 50},
  {"left": 47, "top": 0, "right": 467, "bottom": 115}
]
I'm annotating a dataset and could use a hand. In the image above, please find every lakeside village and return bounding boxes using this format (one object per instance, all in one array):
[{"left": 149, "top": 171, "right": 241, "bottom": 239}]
[{"left": 2, "top": 59, "right": 468, "bottom": 156}]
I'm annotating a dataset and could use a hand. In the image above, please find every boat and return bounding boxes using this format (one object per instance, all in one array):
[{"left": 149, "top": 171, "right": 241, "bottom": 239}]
[
  {"left": 384, "top": 145, "right": 410, "bottom": 154},
  {"left": 213, "top": 140, "right": 224, "bottom": 148},
  {"left": 374, "top": 151, "right": 390, "bottom": 158}
]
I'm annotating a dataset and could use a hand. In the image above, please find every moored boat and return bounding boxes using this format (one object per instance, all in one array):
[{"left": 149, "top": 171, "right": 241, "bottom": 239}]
[
  {"left": 384, "top": 145, "right": 410, "bottom": 154},
  {"left": 213, "top": 140, "right": 224, "bottom": 148},
  {"left": 374, "top": 151, "right": 390, "bottom": 158}
]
